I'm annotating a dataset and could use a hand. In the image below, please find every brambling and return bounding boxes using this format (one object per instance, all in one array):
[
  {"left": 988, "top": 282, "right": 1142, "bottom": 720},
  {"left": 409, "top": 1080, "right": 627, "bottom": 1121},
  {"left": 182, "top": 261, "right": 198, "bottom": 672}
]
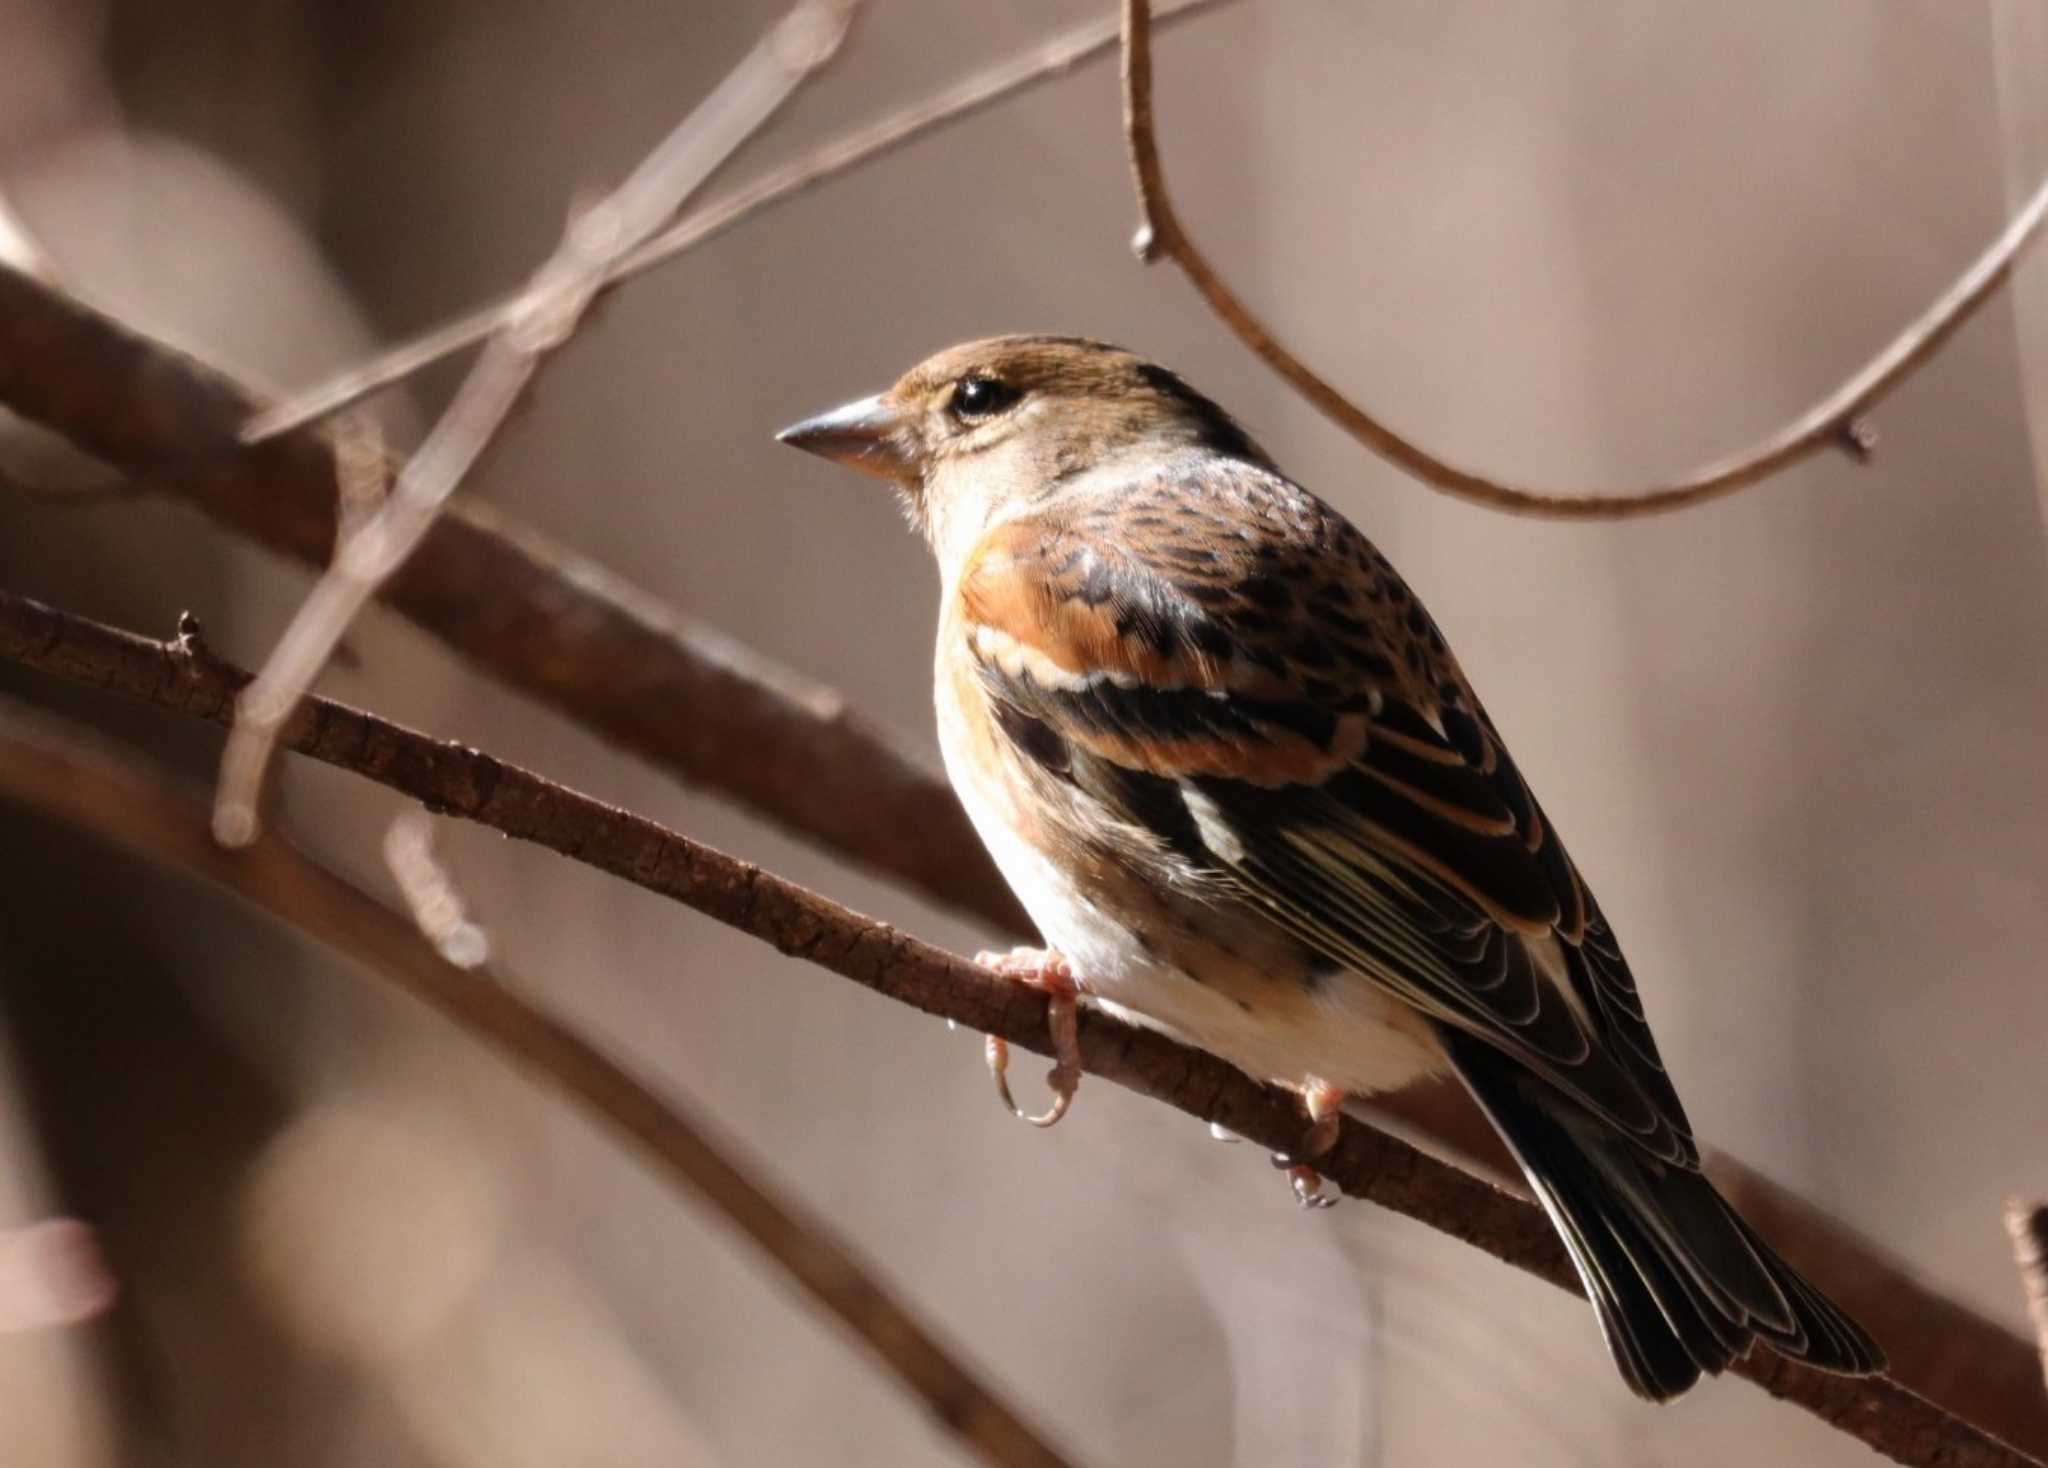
[{"left": 778, "top": 336, "right": 1883, "bottom": 1400}]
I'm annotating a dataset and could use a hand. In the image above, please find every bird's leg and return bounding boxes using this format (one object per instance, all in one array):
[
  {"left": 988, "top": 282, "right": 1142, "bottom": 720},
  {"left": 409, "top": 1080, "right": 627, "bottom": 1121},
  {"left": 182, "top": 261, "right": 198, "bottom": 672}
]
[
  {"left": 1272, "top": 1077, "right": 1347, "bottom": 1210},
  {"left": 974, "top": 947, "right": 1083, "bottom": 1128}
]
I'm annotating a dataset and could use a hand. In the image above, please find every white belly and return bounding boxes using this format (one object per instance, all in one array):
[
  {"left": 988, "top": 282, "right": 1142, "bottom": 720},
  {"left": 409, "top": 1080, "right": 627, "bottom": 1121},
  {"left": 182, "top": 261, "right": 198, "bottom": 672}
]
[{"left": 935, "top": 665, "right": 1443, "bottom": 1098}]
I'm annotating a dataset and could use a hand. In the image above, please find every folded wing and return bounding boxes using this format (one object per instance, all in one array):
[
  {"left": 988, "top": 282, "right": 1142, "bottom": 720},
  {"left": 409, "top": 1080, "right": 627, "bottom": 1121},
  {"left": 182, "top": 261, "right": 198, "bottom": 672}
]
[{"left": 958, "top": 475, "right": 1696, "bottom": 1168}]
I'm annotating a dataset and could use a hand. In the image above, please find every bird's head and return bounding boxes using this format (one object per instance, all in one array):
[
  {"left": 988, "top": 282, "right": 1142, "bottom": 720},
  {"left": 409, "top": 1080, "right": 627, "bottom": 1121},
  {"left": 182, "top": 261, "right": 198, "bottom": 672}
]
[{"left": 776, "top": 335, "right": 1268, "bottom": 562}]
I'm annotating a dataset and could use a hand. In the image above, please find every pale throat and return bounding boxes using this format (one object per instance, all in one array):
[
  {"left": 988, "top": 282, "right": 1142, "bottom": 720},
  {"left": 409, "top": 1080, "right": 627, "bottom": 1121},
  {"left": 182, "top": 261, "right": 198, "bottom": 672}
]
[
  {"left": 921, "top": 450, "right": 1027, "bottom": 592},
  {"left": 922, "top": 427, "right": 1189, "bottom": 590}
]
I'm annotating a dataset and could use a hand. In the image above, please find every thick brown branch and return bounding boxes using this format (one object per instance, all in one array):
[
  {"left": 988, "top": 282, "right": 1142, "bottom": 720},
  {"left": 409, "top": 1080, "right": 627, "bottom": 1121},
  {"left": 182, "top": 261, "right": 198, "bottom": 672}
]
[
  {"left": 1120, "top": 0, "right": 2048, "bottom": 519},
  {"left": 0, "top": 261, "right": 2043, "bottom": 1456},
  {"left": 0, "top": 704, "right": 1078, "bottom": 1468},
  {"left": 0, "top": 260, "right": 1029, "bottom": 934},
  {"left": 0, "top": 589, "right": 2037, "bottom": 1468}
]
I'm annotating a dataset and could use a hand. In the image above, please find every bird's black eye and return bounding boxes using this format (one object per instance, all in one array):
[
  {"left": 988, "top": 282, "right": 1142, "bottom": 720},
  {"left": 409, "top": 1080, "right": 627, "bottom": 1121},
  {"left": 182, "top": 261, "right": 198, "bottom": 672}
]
[{"left": 948, "top": 374, "right": 1019, "bottom": 421}]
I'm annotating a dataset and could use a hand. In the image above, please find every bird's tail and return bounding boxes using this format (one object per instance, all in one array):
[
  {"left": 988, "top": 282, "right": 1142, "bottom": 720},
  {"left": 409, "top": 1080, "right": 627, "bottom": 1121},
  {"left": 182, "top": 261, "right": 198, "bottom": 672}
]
[{"left": 1438, "top": 1029, "right": 1885, "bottom": 1401}]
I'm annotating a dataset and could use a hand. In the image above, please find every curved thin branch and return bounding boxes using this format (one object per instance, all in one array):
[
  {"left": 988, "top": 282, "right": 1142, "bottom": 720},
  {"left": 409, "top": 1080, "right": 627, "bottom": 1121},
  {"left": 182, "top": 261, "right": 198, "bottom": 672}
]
[
  {"left": 1121, "top": 0, "right": 2048, "bottom": 519},
  {"left": 0, "top": 589, "right": 2037, "bottom": 1468},
  {"left": 1, "top": 263, "right": 2044, "bottom": 1455},
  {"left": 0, "top": 701, "right": 1080, "bottom": 1468}
]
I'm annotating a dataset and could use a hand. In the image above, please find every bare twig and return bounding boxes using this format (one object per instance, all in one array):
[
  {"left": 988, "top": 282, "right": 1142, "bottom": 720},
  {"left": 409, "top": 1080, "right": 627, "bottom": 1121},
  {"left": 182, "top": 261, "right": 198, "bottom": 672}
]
[
  {"left": 215, "top": 412, "right": 384, "bottom": 835},
  {"left": 0, "top": 265, "right": 2043, "bottom": 1450},
  {"left": 0, "top": 589, "right": 2038, "bottom": 1468},
  {"left": 213, "top": 335, "right": 545, "bottom": 845},
  {"left": 0, "top": 699, "right": 1081, "bottom": 1468},
  {"left": 2008, "top": 1199, "right": 2048, "bottom": 1391},
  {"left": 213, "top": 0, "right": 863, "bottom": 848},
  {"left": 0, "top": 259, "right": 1029, "bottom": 930},
  {"left": 239, "top": 0, "right": 1234, "bottom": 446},
  {"left": 1120, "top": 0, "right": 2048, "bottom": 519},
  {"left": 1991, "top": 0, "right": 2048, "bottom": 541},
  {"left": 383, "top": 809, "right": 490, "bottom": 969},
  {"left": 331, "top": 411, "right": 388, "bottom": 544}
]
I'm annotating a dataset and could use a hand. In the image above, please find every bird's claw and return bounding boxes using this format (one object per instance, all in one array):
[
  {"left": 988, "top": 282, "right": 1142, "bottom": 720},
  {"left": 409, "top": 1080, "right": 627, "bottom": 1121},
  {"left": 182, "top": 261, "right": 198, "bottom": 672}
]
[
  {"left": 1290, "top": 1164, "right": 1338, "bottom": 1210},
  {"left": 1270, "top": 1152, "right": 1339, "bottom": 1209},
  {"left": 1303, "top": 1076, "right": 1345, "bottom": 1159},
  {"left": 976, "top": 948, "right": 1083, "bottom": 1128},
  {"left": 1271, "top": 1077, "right": 1347, "bottom": 1209}
]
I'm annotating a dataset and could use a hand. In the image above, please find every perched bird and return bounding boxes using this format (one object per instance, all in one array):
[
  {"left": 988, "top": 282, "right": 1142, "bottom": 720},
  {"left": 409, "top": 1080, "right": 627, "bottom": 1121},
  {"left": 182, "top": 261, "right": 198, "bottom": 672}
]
[{"left": 777, "top": 335, "right": 1883, "bottom": 1401}]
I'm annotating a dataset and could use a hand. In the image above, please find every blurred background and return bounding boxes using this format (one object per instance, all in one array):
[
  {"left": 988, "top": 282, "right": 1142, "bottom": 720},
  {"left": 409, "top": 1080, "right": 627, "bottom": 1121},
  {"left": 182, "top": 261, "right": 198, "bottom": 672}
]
[{"left": 2, "top": 1, "right": 2046, "bottom": 1463}]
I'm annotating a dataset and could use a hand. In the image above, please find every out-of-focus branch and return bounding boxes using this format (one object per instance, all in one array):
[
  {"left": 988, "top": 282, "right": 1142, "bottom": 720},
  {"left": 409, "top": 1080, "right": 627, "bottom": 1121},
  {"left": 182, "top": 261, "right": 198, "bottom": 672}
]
[
  {"left": 382, "top": 808, "right": 491, "bottom": 969},
  {"left": 213, "top": 410, "right": 384, "bottom": 840},
  {"left": 2008, "top": 1199, "right": 2048, "bottom": 1390},
  {"left": 0, "top": 700, "right": 1081, "bottom": 1468},
  {"left": 214, "top": 0, "right": 864, "bottom": 847},
  {"left": 0, "top": 1219, "right": 115, "bottom": 1334},
  {"left": 0, "top": 190, "right": 56, "bottom": 283},
  {"left": 0, "top": 263, "right": 2043, "bottom": 1455},
  {"left": 0, "top": 590, "right": 2039, "bottom": 1468},
  {"left": 1119, "top": 0, "right": 2048, "bottom": 520},
  {"left": 239, "top": 0, "right": 1234, "bottom": 445},
  {"left": 0, "top": 260, "right": 1030, "bottom": 933}
]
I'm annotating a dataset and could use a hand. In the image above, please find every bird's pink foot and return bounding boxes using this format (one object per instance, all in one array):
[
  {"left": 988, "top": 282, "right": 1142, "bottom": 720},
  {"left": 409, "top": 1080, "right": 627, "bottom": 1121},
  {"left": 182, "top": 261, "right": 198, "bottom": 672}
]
[
  {"left": 1272, "top": 1077, "right": 1347, "bottom": 1210},
  {"left": 975, "top": 947, "right": 1083, "bottom": 1128}
]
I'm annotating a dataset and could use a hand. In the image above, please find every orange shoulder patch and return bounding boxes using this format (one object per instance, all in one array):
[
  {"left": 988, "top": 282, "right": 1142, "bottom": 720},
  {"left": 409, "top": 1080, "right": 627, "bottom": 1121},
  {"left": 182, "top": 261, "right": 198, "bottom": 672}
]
[
  {"left": 957, "top": 519, "right": 1214, "bottom": 692},
  {"left": 956, "top": 519, "right": 1361, "bottom": 786}
]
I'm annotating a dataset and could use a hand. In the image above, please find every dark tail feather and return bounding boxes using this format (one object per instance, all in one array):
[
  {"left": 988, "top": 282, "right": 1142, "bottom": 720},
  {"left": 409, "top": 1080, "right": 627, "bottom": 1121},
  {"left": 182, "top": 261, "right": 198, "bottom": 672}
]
[{"left": 1439, "top": 1029, "right": 1885, "bottom": 1401}]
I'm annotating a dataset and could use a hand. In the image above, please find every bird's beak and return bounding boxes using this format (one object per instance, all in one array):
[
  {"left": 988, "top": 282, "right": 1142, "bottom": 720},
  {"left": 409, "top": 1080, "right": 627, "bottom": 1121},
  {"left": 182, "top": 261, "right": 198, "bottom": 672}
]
[{"left": 775, "top": 393, "right": 919, "bottom": 482}]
